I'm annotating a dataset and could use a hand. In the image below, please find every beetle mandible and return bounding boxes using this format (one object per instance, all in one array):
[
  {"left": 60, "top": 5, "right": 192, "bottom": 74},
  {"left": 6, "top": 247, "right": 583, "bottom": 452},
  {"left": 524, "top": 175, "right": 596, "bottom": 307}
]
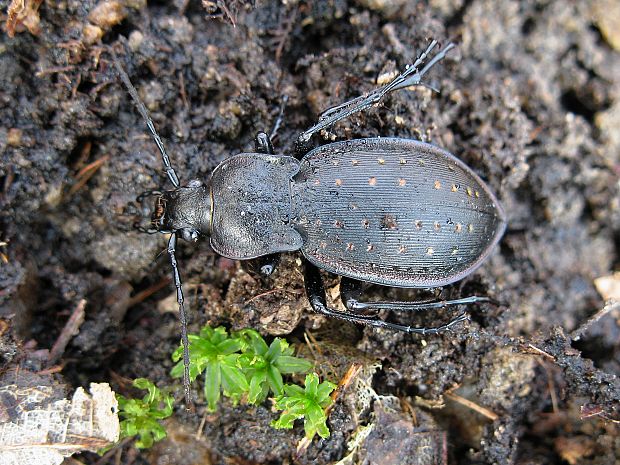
[{"left": 112, "top": 40, "right": 506, "bottom": 403}]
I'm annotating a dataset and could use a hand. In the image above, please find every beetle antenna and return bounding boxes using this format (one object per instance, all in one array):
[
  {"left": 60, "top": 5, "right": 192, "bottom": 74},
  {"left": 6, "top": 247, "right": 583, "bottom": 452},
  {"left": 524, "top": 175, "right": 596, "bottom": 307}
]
[
  {"left": 111, "top": 50, "right": 181, "bottom": 188},
  {"left": 167, "top": 233, "right": 193, "bottom": 408}
]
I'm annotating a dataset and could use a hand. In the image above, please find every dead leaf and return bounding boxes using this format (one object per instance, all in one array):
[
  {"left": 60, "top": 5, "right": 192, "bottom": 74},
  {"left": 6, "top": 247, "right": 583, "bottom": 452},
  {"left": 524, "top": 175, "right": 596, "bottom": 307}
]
[
  {"left": 554, "top": 436, "right": 595, "bottom": 465},
  {"left": 5, "top": 0, "right": 43, "bottom": 38},
  {"left": 594, "top": 272, "right": 620, "bottom": 300},
  {"left": 0, "top": 379, "right": 119, "bottom": 465}
]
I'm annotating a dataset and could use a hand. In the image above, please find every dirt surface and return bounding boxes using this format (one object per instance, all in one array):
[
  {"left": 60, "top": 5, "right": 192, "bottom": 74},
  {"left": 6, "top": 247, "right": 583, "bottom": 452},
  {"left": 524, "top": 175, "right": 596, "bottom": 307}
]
[{"left": 1, "top": 0, "right": 619, "bottom": 464}]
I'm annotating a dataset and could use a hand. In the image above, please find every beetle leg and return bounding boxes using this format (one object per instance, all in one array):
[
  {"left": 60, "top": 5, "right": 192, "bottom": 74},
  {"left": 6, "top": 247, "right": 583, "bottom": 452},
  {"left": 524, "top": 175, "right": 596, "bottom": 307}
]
[
  {"left": 243, "top": 254, "right": 281, "bottom": 277},
  {"left": 270, "top": 95, "right": 288, "bottom": 142},
  {"left": 167, "top": 233, "right": 192, "bottom": 407},
  {"left": 254, "top": 131, "right": 275, "bottom": 155},
  {"left": 340, "top": 276, "right": 493, "bottom": 312},
  {"left": 294, "top": 40, "right": 455, "bottom": 154},
  {"left": 303, "top": 261, "right": 469, "bottom": 334}
]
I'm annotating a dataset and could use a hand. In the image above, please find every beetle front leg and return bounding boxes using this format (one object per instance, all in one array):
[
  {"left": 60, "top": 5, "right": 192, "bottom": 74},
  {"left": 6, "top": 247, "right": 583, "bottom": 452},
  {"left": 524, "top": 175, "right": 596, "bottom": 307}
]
[
  {"left": 167, "top": 233, "right": 192, "bottom": 407},
  {"left": 303, "top": 261, "right": 470, "bottom": 335}
]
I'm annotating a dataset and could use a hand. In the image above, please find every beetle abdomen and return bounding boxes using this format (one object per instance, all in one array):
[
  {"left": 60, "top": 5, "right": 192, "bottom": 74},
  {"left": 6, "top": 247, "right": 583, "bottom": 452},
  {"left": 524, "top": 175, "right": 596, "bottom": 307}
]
[{"left": 291, "top": 138, "right": 506, "bottom": 288}]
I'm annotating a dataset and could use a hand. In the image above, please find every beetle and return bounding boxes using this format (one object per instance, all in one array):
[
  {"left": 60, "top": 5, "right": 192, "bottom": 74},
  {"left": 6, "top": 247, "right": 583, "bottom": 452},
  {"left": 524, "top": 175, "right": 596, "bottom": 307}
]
[{"left": 112, "top": 40, "right": 506, "bottom": 403}]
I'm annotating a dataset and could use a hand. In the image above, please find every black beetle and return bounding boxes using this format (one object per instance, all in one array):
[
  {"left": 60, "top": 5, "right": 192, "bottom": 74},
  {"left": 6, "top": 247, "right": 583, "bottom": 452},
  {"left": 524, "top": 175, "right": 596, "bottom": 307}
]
[{"left": 113, "top": 40, "right": 506, "bottom": 403}]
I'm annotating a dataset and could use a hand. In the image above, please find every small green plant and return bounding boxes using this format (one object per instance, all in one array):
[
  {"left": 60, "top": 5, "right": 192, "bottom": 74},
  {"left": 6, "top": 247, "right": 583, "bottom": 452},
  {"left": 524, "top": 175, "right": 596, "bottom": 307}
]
[
  {"left": 170, "top": 326, "right": 248, "bottom": 411},
  {"left": 237, "top": 329, "right": 314, "bottom": 403},
  {"left": 116, "top": 378, "right": 174, "bottom": 448},
  {"left": 171, "top": 325, "right": 336, "bottom": 439},
  {"left": 171, "top": 326, "right": 313, "bottom": 410},
  {"left": 272, "top": 373, "right": 337, "bottom": 439}
]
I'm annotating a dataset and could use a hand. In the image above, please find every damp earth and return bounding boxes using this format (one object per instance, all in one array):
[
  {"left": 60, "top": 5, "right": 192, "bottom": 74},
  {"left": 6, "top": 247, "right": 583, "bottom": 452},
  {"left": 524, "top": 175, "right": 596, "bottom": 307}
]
[{"left": 0, "top": 1, "right": 619, "bottom": 464}]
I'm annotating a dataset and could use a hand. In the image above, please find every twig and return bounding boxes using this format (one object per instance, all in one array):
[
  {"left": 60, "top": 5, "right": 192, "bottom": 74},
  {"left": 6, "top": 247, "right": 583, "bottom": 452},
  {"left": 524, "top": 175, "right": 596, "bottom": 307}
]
[
  {"left": 534, "top": 358, "right": 559, "bottom": 414},
  {"left": 71, "top": 141, "right": 93, "bottom": 171},
  {"left": 244, "top": 288, "right": 280, "bottom": 304},
  {"left": 93, "top": 437, "right": 133, "bottom": 465},
  {"left": 37, "top": 364, "right": 64, "bottom": 375},
  {"left": 571, "top": 299, "right": 619, "bottom": 341},
  {"left": 48, "top": 299, "right": 86, "bottom": 365},
  {"left": 195, "top": 411, "right": 208, "bottom": 440},
  {"left": 444, "top": 391, "right": 499, "bottom": 421},
  {"left": 178, "top": 70, "right": 189, "bottom": 112},
  {"left": 67, "top": 154, "right": 110, "bottom": 197},
  {"left": 524, "top": 343, "right": 556, "bottom": 361},
  {"left": 126, "top": 277, "right": 171, "bottom": 308},
  {"left": 328, "top": 363, "right": 363, "bottom": 410},
  {"left": 275, "top": 7, "right": 297, "bottom": 63},
  {"left": 34, "top": 65, "right": 75, "bottom": 77},
  {"left": 580, "top": 404, "right": 620, "bottom": 423}
]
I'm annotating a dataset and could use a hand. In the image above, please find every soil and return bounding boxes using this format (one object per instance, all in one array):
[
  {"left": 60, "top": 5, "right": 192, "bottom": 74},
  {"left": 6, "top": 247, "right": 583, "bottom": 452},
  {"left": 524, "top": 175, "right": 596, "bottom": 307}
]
[{"left": 1, "top": 0, "right": 619, "bottom": 464}]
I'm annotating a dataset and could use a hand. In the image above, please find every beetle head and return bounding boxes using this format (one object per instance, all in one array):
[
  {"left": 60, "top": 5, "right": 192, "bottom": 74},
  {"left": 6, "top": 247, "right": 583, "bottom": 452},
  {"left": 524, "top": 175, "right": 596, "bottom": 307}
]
[{"left": 137, "top": 180, "right": 212, "bottom": 242}]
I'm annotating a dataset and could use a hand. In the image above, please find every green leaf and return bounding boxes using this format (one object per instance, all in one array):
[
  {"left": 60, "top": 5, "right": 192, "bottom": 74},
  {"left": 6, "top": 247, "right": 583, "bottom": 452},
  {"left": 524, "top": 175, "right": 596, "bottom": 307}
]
[
  {"left": 217, "top": 338, "right": 245, "bottom": 355},
  {"left": 221, "top": 363, "right": 249, "bottom": 395},
  {"left": 282, "top": 384, "right": 305, "bottom": 398},
  {"left": 204, "top": 362, "right": 222, "bottom": 412},
  {"left": 265, "top": 338, "right": 286, "bottom": 360},
  {"left": 133, "top": 378, "right": 153, "bottom": 392},
  {"left": 304, "top": 373, "right": 319, "bottom": 398},
  {"left": 240, "top": 329, "right": 268, "bottom": 355},
  {"left": 316, "top": 382, "right": 337, "bottom": 407},
  {"left": 247, "top": 370, "right": 267, "bottom": 404},
  {"left": 304, "top": 403, "right": 328, "bottom": 439},
  {"left": 122, "top": 420, "right": 138, "bottom": 436},
  {"left": 274, "top": 356, "right": 313, "bottom": 374},
  {"left": 135, "top": 433, "right": 153, "bottom": 449},
  {"left": 272, "top": 373, "right": 336, "bottom": 440},
  {"left": 271, "top": 411, "right": 297, "bottom": 429},
  {"left": 151, "top": 423, "right": 167, "bottom": 442},
  {"left": 266, "top": 364, "right": 284, "bottom": 397}
]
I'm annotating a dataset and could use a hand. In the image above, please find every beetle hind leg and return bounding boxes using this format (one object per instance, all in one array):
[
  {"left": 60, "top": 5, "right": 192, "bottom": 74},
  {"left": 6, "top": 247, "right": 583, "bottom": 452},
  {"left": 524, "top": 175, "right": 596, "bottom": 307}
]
[
  {"left": 303, "top": 261, "right": 469, "bottom": 335},
  {"left": 340, "top": 277, "right": 494, "bottom": 312},
  {"left": 294, "top": 40, "right": 455, "bottom": 155}
]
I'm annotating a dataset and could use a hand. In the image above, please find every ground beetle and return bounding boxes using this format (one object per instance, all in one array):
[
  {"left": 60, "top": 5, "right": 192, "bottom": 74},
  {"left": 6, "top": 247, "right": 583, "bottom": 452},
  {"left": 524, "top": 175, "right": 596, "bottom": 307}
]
[{"left": 112, "top": 40, "right": 507, "bottom": 403}]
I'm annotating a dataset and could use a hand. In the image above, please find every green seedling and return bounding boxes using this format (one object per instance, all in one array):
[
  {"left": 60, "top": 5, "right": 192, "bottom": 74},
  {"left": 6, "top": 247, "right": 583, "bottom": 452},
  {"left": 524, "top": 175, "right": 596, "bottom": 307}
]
[
  {"left": 272, "top": 373, "right": 337, "bottom": 439},
  {"left": 117, "top": 378, "right": 174, "bottom": 449},
  {"left": 170, "top": 325, "right": 336, "bottom": 440},
  {"left": 171, "top": 326, "right": 248, "bottom": 411},
  {"left": 238, "top": 329, "right": 314, "bottom": 403}
]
